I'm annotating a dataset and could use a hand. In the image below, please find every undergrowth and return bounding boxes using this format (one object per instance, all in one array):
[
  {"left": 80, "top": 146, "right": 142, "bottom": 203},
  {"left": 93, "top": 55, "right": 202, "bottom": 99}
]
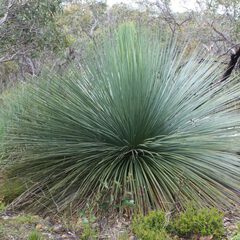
[{"left": 132, "top": 206, "right": 225, "bottom": 240}]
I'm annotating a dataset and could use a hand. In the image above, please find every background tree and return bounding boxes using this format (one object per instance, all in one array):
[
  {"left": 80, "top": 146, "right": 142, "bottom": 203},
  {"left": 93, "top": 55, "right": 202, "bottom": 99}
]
[
  {"left": 0, "top": 0, "right": 239, "bottom": 90},
  {"left": 0, "top": 0, "right": 68, "bottom": 88}
]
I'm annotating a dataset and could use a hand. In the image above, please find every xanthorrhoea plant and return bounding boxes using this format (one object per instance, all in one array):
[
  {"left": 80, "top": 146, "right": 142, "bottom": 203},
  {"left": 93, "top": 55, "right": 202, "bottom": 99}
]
[{"left": 3, "top": 23, "right": 240, "bottom": 213}]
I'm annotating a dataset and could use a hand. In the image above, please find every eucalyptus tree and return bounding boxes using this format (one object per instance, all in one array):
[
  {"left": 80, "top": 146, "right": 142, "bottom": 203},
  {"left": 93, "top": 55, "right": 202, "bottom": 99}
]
[{"left": 0, "top": 0, "right": 67, "bottom": 87}]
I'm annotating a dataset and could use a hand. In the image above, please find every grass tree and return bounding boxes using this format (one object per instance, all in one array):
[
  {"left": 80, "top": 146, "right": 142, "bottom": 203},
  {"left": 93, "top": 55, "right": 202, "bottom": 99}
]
[{"left": 2, "top": 23, "right": 240, "bottom": 213}]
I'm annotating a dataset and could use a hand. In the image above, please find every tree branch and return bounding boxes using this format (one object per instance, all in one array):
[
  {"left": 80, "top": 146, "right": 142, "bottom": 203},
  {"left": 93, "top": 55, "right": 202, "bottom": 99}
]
[
  {"left": 221, "top": 47, "right": 240, "bottom": 81},
  {"left": 0, "top": 0, "right": 15, "bottom": 27}
]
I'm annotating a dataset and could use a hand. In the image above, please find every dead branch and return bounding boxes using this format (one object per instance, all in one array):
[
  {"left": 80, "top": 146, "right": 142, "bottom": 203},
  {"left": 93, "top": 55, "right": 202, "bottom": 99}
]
[
  {"left": 0, "top": 0, "right": 15, "bottom": 27},
  {"left": 221, "top": 47, "right": 240, "bottom": 81},
  {"left": 210, "top": 22, "right": 233, "bottom": 45}
]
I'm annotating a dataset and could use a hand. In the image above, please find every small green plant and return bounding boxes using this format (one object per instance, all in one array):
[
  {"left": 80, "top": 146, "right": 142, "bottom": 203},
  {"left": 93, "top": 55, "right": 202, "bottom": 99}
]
[
  {"left": 0, "top": 201, "right": 6, "bottom": 212},
  {"left": 237, "top": 222, "right": 240, "bottom": 233},
  {"left": 0, "top": 225, "right": 5, "bottom": 239},
  {"left": 132, "top": 211, "right": 171, "bottom": 240},
  {"left": 0, "top": 177, "right": 26, "bottom": 203},
  {"left": 78, "top": 207, "right": 99, "bottom": 240},
  {"left": 14, "top": 214, "right": 40, "bottom": 224},
  {"left": 79, "top": 209, "right": 97, "bottom": 225},
  {"left": 80, "top": 224, "right": 98, "bottom": 240},
  {"left": 231, "top": 223, "right": 240, "bottom": 240},
  {"left": 117, "top": 231, "right": 129, "bottom": 240},
  {"left": 27, "top": 230, "right": 44, "bottom": 240},
  {"left": 169, "top": 206, "right": 224, "bottom": 239},
  {"left": 232, "top": 233, "right": 240, "bottom": 240}
]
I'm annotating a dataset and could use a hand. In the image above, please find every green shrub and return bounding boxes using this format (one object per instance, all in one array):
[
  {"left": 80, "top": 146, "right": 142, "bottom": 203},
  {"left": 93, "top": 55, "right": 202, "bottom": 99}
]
[
  {"left": 3, "top": 23, "right": 240, "bottom": 213},
  {"left": 117, "top": 232, "right": 129, "bottom": 240},
  {"left": 132, "top": 211, "right": 171, "bottom": 240},
  {"left": 0, "top": 177, "right": 26, "bottom": 203},
  {"left": 81, "top": 224, "right": 98, "bottom": 240},
  {"left": 14, "top": 214, "right": 40, "bottom": 224},
  {"left": 27, "top": 231, "right": 44, "bottom": 240},
  {"left": 169, "top": 207, "right": 224, "bottom": 239},
  {"left": 0, "top": 201, "right": 6, "bottom": 211},
  {"left": 232, "top": 233, "right": 240, "bottom": 240},
  {"left": 231, "top": 224, "right": 240, "bottom": 240}
]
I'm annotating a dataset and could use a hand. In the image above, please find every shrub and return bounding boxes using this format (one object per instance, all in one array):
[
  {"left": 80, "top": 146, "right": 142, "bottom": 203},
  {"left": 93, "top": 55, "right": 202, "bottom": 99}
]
[
  {"left": 169, "top": 206, "right": 224, "bottom": 239},
  {"left": 0, "top": 201, "right": 6, "bottom": 212},
  {"left": 0, "top": 176, "right": 26, "bottom": 204},
  {"left": 81, "top": 224, "right": 99, "bottom": 240},
  {"left": 232, "top": 233, "right": 240, "bottom": 240},
  {"left": 2, "top": 23, "right": 240, "bottom": 213},
  {"left": 231, "top": 224, "right": 240, "bottom": 240},
  {"left": 117, "top": 231, "right": 129, "bottom": 240},
  {"left": 27, "top": 231, "right": 44, "bottom": 240},
  {"left": 14, "top": 214, "right": 40, "bottom": 224},
  {"left": 132, "top": 211, "right": 171, "bottom": 240}
]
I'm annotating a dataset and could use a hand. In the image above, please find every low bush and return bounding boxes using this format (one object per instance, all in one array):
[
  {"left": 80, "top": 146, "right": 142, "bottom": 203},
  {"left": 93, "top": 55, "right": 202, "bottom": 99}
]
[
  {"left": 117, "top": 231, "right": 129, "bottom": 240},
  {"left": 27, "top": 231, "right": 44, "bottom": 240},
  {"left": 0, "top": 201, "right": 6, "bottom": 212},
  {"left": 81, "top": 224, "right": 99, "bottom": 240},
  {"left": 0, "top": 176, "right": 26, "bottom": 204},
  {"left": 232, "top": 233, "right": 240, "bottom": 240},
  {"left": 132, "top": 207, "right": 225, "bottom": 239},
  {"left": 169, "top": 206, "right": 224, "bottom": 239},
  {"left": 13, "top": 214, "right": 41, "bottom": 225},
  {"left": 231, "top": 223, "right": 240, "bottom": 240},
  {"left": 132, "top": 211, "right": 171, "bottom": 240}
]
